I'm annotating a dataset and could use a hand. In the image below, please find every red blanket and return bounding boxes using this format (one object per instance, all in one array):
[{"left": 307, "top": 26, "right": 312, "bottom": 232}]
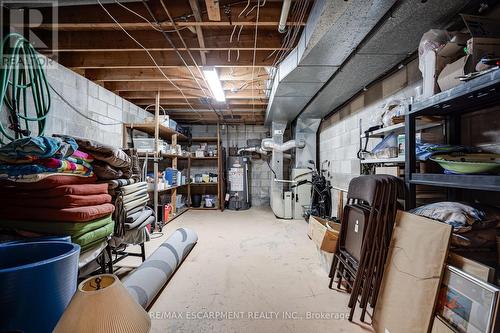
[{"left": 2, "top": 203, "right": 115, "bottom": 222}]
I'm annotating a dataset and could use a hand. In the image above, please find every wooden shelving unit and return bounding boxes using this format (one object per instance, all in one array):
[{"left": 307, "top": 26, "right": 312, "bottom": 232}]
[
  {"left": 404, "top": 69, "right": 500, "bottom": 209},
  {"left": 187, "top": 124, "right": 225, "bottom": 211}
]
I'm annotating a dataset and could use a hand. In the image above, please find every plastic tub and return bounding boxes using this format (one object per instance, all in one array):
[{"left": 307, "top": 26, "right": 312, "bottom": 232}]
[{"left": 0, "top": 241, "right": 80, "bottom": 333}]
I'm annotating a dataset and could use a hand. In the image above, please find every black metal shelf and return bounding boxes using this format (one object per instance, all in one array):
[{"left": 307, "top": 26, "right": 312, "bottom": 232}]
[
  {"left": 405, "top": 70, "right": 500, "bottom": 209},
  {"left": 409, "top": 173, "right": 500, "bottom": 192},
  {"left": 409, "top": 69, "right": 500, "bottom": 117}
]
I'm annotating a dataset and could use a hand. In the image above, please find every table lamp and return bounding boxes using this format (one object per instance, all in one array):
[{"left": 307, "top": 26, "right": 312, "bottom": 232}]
[{"left": 53, "top": 274, "right": 151, "bottom": 333}]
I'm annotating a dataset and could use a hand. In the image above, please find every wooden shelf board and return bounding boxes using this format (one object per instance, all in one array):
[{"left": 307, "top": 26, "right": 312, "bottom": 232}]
[{"left": 125, "top": 123, "right": 187, "bottom": 141}]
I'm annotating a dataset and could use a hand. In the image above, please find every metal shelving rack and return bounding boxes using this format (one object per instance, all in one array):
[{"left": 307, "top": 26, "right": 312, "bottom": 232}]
[
  {"left": 404, "top": 69, "right": 500, "bottom": 209},
  {"left": 185, "top": 124, "right": 225, "bottom": 211}
]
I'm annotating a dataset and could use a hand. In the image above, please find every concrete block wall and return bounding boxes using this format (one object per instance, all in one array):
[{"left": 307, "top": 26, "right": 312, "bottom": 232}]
[
  {"left": 1, "top": 59, "right": 148, "bottom": 147},
  {"left": 319, "top": 59, "right": 423, "bottom": 214},
  {"left": 188, "top": 124, "right": 272, "bottom": 207}
]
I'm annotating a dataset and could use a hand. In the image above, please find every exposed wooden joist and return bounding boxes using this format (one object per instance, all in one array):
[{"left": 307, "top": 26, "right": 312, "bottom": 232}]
[
  {"left": 204, "top": 0, "right": 221, "bottom": 21},
  {"left": 120, "top": 91, "right": 268, "bottom": 100},
  {"left": 35, "top": 29, "right": 285, "bottom": 51},
  {"left": 86, "top": 68, "right": 269, "bottom": 82},
  {"left": 188, "top": 0, "right": 207, "bottom": 65},
  {"left": 133, "top": 99, "right": 268, "bottom": 106},
  {"left": 33, "top": 21, "right": 304, "bottom": 31},
  {"left": 104, "top": 80, "right": 266, "bottom": 92},
  {"left": 57, "top": 50, "right": 274, "bottom": 68}
]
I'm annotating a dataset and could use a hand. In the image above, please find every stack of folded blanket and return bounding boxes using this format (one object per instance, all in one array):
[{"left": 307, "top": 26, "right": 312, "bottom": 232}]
[
  {"left": 107, "top": 180, "right": 155, "bottom": 248},
  {"left": 53, "top": 135, "right": 154, "bottom": 248},
  {"left": 54, "top": 134, "right": 133, "bottom": 180},
  {"left": 0, "top": 136, "right": 115, "bottom": 252}
]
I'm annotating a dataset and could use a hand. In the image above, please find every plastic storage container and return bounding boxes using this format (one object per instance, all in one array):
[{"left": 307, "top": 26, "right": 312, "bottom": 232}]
[{"left": 0, "top": 241, "right": 80, "bottom": 333}]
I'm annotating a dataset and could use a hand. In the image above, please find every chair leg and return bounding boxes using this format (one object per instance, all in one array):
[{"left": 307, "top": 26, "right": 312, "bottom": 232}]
[
  {"left": 140, "top": 243, "right": 146, "bottom": 262},
  {"left": 106, "top": 245, "right": 114, "bottom": 274}
]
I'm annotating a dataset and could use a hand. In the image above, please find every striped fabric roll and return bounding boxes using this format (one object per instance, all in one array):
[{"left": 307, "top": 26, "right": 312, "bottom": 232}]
[{"left": 123, "top": 228, "right": 198, "bottom": 309}]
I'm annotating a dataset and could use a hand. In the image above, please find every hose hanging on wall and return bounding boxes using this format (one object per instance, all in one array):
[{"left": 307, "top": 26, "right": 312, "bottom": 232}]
[{"left": 0, "top": 33, "right": 51, "bottom": 144}]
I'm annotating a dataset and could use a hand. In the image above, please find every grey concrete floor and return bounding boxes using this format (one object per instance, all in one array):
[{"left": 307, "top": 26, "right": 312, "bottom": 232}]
[{"left": 119, "top": 207, "right": 374, "bottom": 333}]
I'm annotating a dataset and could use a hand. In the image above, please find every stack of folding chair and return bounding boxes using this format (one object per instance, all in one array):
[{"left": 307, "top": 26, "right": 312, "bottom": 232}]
[{"left": 328, "top": 175, "right": 403, "bottom": 322}]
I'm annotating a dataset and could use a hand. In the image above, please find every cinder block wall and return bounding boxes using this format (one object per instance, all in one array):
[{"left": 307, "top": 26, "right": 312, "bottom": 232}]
[
  {"left": 189, "top": 124, "right": 272, "bottom": 207},
  {"left": 0, "top": 60, "right": 149, "bottom": 147},
  {"left": 319, "top": 59, "right": 423, "bottom": 215}
]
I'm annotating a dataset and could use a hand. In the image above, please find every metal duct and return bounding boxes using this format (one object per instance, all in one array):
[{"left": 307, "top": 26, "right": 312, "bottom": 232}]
[
  {"left": 261, "top": 138, "right": 305, "bottom": 152},
  {"left": 266, "top": 0, "right": 472, "bottom": 124},
  {"left": 269, "top": 122, "right": 286, "bottom": 218},
  {"left": 294, "top": 118, "right": 321, "bottom": 168}
]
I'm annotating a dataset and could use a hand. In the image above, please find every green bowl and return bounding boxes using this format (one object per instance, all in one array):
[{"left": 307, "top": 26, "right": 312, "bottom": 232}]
[{"left": 430, "top": 153, "right": 500, "bottom": 174}]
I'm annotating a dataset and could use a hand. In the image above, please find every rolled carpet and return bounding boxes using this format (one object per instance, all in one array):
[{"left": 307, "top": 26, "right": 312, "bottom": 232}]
[
  {"left": 2, "top": 203, "right": 115, "bottom": 222},
  {"left": 124, "top": 227, "right": 198, "bottom": 309}
]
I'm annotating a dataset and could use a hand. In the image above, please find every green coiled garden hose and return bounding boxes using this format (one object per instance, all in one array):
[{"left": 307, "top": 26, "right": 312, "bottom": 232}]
[{"left": 0, "top": 33, "right": 51, "bottom": 144}]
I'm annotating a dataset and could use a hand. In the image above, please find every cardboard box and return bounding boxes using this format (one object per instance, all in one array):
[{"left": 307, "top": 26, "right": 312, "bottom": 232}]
[
  {"left": 437, "top": 55, "right": 467, "bottom": 91},
  {"left": 307, "top": 216, "right": 341, "bottom": 253}
]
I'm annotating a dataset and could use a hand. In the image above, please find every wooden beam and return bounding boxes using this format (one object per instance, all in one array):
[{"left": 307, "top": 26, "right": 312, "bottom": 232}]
[
  {"left": 104, "top": 80, "right": 267, "bottom": 92},
  {"left": 57, "top": 50, "right": 274, "bottom": 68},
  {"left": 35, "top": 29, "right": 285, "bottom": 51},
  {"left": 86, "top": 67, "right": 269, "bottom": 82},
  {"left": 120, "top": 91, "right": 268, "bottom": 100},
  {"left": 205, "top": 0, "right": 221, "bottom": 21},
  {"left": 34, "top": 21, "right": 304, "bottom": 30},
  {"left": 132, "top": 99, "right": 268, "bottom": 106},
  {"left": 189, "top": 0, "right": 207, "bottom": 65}
]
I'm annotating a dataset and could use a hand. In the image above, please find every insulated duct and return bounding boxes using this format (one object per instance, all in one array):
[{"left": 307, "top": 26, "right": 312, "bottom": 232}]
[
  {"left": 261, "top": 138, "right": 305, "bottom": 152},
  {"left": 265, "top": 0, "right": 472, "bottom": 124}
]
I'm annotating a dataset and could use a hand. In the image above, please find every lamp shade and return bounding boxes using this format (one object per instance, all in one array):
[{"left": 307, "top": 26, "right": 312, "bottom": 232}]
[{"left": 53, "top": 274, "right": 151, "bottom": 333}]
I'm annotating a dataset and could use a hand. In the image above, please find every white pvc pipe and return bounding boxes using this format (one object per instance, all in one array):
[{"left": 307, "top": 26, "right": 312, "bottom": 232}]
[{"left": 278, "top": 0, "right": 292, "bottom": 33}]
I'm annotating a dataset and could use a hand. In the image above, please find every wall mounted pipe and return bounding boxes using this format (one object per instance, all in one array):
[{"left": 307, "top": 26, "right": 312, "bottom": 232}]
[{"left": 278, "top": 0, "right": 292, "bottom": 33}]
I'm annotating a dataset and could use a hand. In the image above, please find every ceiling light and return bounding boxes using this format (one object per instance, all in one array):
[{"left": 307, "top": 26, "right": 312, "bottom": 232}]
[{"left": 203, "top": 67, "right": 226, "bottom": 102}]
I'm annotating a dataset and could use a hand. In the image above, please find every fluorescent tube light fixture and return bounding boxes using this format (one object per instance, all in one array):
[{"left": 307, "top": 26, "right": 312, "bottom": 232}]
[{"left": 203, "top": 67, "right": 226, "bottom": 102}]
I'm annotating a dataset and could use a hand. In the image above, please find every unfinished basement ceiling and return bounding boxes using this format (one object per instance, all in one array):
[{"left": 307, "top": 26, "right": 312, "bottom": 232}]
[
  {"left": 265, "top": 0, "right": 490, "bottom": 124},
  {"left": 30, "top": 0, "right": 313, "bottom": 124}
]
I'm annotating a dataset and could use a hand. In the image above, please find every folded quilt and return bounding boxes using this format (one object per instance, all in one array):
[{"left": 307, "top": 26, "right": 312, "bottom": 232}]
[
  {"left": 2, "top": 203, "right": 115, "bottom": 222},
  {"left": 0, "top": 136, "right": 78, "bottom": 164},
  {"left": 54, "top": 134, "right": 131, "bottom": 168},
  {"left": 93, "top": 161, "right": 123, "bottom": 180},
  {"left": 2, "top": 193, "right": 112, "bottom": 208},
  {"left": 0, "top": 174, "right": 97, "bottom": 190},
  {"left": 0, "top": 215, "right": 113, "bottom": 238},
  {"left": 0, "top": 183, "right": 108, "bottom": 197},
  {"left": 0, "top": 157, "right": 92, "bottom": 177}
]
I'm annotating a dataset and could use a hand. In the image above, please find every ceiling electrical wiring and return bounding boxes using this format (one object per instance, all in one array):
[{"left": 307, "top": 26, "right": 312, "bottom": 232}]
[{"left": 97, "top": 0, "right": 204, "bottom": 121}]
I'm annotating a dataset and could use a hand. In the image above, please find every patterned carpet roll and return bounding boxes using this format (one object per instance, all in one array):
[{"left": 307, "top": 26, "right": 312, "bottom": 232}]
[{"left": 123, "top": 228, "right": 198, "bottom": 309}]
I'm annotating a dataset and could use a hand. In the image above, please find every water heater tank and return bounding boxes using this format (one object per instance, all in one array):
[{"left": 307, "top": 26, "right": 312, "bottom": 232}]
[{"left": 226, "top": 156, "right": 251, "bottom": 210}]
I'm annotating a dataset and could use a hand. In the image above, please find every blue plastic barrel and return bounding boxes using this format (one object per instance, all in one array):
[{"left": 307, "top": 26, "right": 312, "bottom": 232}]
[{"left": 0, "top": 241, "right": 80, "bottom": 333}]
